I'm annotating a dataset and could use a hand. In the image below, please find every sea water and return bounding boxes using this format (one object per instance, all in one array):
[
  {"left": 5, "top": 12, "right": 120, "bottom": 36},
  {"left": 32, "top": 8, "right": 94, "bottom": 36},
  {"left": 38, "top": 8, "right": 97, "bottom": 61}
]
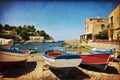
[
  {"left": 12, "top": 42, "right": 64, "bottom": 53},
  {"left": 12, "top": 42, "right": 89, "bottom": 54}
]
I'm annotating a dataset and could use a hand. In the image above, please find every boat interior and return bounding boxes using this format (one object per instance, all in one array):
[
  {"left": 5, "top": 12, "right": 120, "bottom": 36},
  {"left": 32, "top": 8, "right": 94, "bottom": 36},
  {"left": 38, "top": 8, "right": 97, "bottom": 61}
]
[{"left": 47, "top": 51, "right": 63, "bottom": 57}]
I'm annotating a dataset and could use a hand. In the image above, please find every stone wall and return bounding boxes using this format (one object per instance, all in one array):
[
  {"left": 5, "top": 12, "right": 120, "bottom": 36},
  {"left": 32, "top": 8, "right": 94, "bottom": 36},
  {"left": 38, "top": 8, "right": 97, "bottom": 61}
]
[
  {"left": 88, "top": 42, "right": 119, "bottom": 50},
  {"left": 65, "top": 40, "right": 81, "bottom": 46}
]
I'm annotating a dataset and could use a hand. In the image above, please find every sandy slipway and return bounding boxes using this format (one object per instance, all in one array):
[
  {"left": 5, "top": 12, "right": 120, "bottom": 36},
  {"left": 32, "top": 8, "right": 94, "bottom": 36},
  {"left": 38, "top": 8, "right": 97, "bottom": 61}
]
[{"left": 0, "top": 54, "right": 120, "bottom": 80}]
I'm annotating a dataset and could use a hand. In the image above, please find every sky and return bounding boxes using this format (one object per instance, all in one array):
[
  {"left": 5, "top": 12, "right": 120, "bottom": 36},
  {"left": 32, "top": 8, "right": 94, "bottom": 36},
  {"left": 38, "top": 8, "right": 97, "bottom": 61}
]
[{"left": 0, "top": 0, "right": 120, "bottom": 40}]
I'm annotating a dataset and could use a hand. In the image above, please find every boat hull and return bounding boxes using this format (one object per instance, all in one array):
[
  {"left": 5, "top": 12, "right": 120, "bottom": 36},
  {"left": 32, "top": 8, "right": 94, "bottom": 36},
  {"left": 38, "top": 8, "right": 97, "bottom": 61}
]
[
  {"left": 44, "top": 56, "right": 81, "bottom": 68},
  {"left": 0, "top": 51, "right": 28, "bottom": 62},
  {"left": 43, "top": 50, "right": 82, "bottom": 68},
  {"left": 79, "top": 54, "right": 110, "bottom": 70},
  {"left": 29, "top": 50, "right": 37, "bottom": 54},
  {"left": 81, "top": 62, "right": 107, "bottom": 71},
  {"left": 0, "top": 49, "right": 29, "bottom": 71}
]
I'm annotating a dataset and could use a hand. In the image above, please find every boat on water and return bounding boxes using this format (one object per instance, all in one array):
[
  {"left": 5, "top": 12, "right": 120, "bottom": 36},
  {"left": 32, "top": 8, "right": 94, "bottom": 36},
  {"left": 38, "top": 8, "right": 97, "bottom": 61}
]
[
  {"left": 0, "top": 48, "right": 29, "bottom": 70},
  {"left": 78, "top": 53, "right": 111, "bottom": 71},
  {"left": 43, "top": 50, "right": 82, "bottom": 68}
]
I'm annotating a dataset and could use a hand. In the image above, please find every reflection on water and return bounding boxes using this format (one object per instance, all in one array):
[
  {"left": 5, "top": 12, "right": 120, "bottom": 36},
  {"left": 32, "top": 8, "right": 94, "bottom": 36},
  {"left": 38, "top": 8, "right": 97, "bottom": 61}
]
[{"left": 12, "top": 42, "right": 89, "bottom": 54}]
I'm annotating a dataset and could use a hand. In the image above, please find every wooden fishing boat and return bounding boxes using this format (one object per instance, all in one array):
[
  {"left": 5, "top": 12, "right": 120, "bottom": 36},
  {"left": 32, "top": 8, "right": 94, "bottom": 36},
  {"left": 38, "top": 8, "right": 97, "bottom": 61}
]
[
  {"left": 43, "top": 50, "right": 82, "bottom": 68},
  {"left": 0, "top": 38, "right": 13, "bottom": 49},
  {"left": 79, "top": 53, "right": 111, "bottom": 71},
  {"left": 91, "top": 48, "right": 115, "bottom": 54},
  {"left": 20, "top": 50, "right": 30, "bottom": 54},
  {"left": 28, "top": 49, "right": 37, "bottom": 54},
  {"left": 10, "top": 47, "right": 30, "bottom": 54},
  {"left": 91, "top": 48, "right": 115, "bottom": 61},
  {"left": 0, "top": 48, "right": 29, "bottom": 70}
]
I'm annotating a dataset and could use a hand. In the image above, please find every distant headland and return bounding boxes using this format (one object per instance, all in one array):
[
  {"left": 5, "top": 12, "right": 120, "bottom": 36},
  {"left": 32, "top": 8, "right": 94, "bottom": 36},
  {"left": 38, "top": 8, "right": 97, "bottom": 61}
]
[{"left": 0, "top": 24, "right": 53, "bottom": 43}]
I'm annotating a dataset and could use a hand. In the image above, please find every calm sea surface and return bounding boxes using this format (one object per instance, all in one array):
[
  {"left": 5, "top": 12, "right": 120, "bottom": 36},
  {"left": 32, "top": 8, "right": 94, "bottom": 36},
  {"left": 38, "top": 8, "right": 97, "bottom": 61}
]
[
  {"left": 12, "top": 42, "right": 62, "bottom": 53},
  {"left": 12, "top": 42, "right": 89, "bottom": 54}
]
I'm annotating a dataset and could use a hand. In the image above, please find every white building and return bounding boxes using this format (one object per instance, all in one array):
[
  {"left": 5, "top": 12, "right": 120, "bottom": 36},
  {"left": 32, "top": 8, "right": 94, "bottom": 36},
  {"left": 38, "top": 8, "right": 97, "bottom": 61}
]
[{"left": 29, "top": 36, "right": 45, "bottom": 42}]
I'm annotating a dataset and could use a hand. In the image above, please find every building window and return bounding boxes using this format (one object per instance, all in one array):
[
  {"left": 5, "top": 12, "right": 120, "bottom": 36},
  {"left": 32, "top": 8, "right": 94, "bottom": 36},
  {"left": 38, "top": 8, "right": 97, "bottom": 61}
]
[
  {"left": 101, "top": 24, "right": 105, "bottom": 30},
  {"left": 117, "top": 16, "right": 120, "bottom": 26},
  {"left": 110, "top": 16, "right": 113, "bottom": 27}
]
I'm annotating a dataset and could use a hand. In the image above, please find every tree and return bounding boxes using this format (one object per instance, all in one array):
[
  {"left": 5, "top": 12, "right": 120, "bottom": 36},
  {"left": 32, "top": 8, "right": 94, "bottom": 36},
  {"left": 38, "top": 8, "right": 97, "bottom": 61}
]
[
  {"left": 30, "top": 25, "right": 36, "bottom": 32},
  {"left": 10, "top": 26, "right": 17, "bottom": 30},
  {"left": 20, "top": 30, "right": 29, "bottom": 41},
  {"left": 4, "top": 24, "right": 10, "bottom": 30},
  {"left": 0, "top": 24, "right": 3, "bottom": 31},
  {"left": 94, "top": 30, "right": 108, "bottom": 39},
  {"left": 39, "top": 30, "right": 46, "bottom": 36},
  {"left": 26, "top": 25, "right": 36, "bottom": 32},
  {"left": 23, "top": 25, "right": 27, "bottom": 30},
  {"left": 16, "top": 26, "right": 23, "bottom": 35},
  {"left": 0, "top": 24, "right": 53, "bottom": 41},
  {"left": 36, "top": 30, "right": 51, "bottom": 39}
]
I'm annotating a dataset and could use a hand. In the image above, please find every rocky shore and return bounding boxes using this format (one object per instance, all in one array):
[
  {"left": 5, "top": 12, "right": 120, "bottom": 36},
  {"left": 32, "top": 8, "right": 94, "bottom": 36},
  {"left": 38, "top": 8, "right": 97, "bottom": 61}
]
[{"left": 0, "top": 54, "right": 120, "bottom": 80}]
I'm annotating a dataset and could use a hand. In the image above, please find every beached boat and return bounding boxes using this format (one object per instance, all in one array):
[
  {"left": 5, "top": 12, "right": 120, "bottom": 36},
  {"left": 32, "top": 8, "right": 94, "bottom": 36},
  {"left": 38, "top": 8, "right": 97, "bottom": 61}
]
[
  {"left": 28, "top": 48, "right": 38, "bottom": 54},
  {"left": 91, "top": 48, "right": 115, "bottom": 54},
  {"left": 0, "top": 48, "right": 29, "bottom": 70},
  {"left": 79, "top": 53, "right": 111, "bottom": 70},
  {"left": 0, "top": 38, "right": 13, "bottom": 49},
  {"left": 43, "top": 50, "right": 82, "bottom": 68},
  {"left": 10, "top": 47, "right": 30, "bottom": 54},
  {"left": 91, "top": 48, "right": 115, "bottom": 61},
  {"left": 20, "top": 50, "right": 30, "bottom": 54}
]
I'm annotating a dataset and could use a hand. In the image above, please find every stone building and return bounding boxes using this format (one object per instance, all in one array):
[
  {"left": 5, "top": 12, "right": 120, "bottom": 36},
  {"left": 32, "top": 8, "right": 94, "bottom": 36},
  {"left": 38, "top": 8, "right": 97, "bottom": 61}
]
[
  {"left": 80, "top": 17, "right": 108, "bottom": 40},
  {"left": 108, "top": 4, "right": 120, "bottom": 41}
]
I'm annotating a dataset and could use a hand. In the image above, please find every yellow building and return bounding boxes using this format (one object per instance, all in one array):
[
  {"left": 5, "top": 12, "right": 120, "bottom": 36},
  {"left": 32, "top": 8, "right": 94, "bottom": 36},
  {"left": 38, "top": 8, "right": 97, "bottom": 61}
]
[
  {"left": 80, "top": 17, "right": 108, "bottom": 40},
  {"left": 108, "top": 4, "right": 120, "bottom": 40}
]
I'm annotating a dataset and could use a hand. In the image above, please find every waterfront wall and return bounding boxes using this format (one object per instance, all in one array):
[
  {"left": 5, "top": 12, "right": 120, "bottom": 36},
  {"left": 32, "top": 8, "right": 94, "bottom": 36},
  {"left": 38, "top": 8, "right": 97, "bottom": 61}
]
[
  {"left": 65, "top": 40, "right": 81, "bottom": 46},
  {"left": 65, "top": 40, "right": 120, "bottom": 51},
  {"left": 88, "top": 42, "right": 119, "bottom": 50},
  {"left": 65, "top": 40, "right": 120, "bottom": 58}
]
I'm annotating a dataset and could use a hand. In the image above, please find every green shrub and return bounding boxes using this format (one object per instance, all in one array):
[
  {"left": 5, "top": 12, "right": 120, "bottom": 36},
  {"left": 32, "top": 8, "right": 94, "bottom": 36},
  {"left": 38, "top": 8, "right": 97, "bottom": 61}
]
[{"left": 94, "top": 30, "right": 108, "bottom": 39}]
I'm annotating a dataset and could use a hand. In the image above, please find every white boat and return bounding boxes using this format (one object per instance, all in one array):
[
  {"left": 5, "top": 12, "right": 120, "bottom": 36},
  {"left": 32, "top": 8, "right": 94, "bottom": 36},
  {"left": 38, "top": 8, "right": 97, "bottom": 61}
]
[
  {"left": 0, "top": 48, "right": 29, "bottom": 70},
  {"left": 43, "top": 50, "right": 82, "bottom": 68},
  {"left": 0, "top": 38, "right": 13, "bottom": 49}
]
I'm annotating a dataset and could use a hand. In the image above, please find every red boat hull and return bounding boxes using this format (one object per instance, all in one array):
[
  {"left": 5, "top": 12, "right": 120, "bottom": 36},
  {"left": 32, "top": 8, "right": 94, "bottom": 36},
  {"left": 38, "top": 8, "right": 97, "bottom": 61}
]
[{"left": 79, "top": 54, "right": 111, "bottom": 70}]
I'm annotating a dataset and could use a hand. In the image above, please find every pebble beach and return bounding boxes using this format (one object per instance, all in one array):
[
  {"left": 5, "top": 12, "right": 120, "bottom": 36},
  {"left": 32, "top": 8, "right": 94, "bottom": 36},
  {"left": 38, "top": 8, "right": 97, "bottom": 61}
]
[{"left": 0, "top": 54, "right": 120, "bottom": 80}]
